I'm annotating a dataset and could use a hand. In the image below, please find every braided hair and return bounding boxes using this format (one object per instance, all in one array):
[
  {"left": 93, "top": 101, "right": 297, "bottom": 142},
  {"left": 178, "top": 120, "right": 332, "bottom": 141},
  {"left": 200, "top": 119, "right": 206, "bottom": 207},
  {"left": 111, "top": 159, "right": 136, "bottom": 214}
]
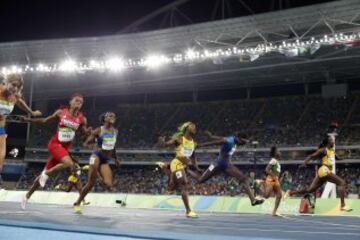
[{"left": 171, "top": 121, "right": 192, "bottom": 140}]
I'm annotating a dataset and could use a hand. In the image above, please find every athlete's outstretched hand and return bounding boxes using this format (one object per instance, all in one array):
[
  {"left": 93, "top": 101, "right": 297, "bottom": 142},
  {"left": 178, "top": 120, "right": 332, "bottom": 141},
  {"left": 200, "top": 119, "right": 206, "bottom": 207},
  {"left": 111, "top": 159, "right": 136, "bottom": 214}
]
[{"left": 31, "top": 110, "right": 42, "bottom": 117}]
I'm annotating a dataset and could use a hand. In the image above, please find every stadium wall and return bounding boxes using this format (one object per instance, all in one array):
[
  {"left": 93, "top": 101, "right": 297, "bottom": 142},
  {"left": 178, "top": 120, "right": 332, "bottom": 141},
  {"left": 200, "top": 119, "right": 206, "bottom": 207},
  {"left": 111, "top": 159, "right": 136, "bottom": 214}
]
[{"left": 0, "top": 191, "right": 358, "bottom": 217}]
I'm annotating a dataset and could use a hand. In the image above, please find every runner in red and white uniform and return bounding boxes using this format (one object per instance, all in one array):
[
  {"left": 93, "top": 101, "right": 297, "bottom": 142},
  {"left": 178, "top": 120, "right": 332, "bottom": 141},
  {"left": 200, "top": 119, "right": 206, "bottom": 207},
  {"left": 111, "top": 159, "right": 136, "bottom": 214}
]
[{"left": 21, "top": 93, "right": 91, "bottom": 209}]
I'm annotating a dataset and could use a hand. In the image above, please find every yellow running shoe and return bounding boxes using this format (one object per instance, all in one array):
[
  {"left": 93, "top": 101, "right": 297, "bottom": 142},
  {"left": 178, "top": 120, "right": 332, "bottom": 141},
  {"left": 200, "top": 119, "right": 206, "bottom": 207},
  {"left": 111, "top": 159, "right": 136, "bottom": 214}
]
[
  {"left": 82, "top": 165, "right": 90, "bottom": 171},
  {"left": 73, "top": 204, "right": 82, "bottom": 214},
  {"left": 54, "top": 184, "right": 62, "bottom": 190},
  {"left": 186, "top": 211, "right": 198, "bottom": 218},
  {"left": 340, "top": 206, "right": 353, "bottom": 212}
]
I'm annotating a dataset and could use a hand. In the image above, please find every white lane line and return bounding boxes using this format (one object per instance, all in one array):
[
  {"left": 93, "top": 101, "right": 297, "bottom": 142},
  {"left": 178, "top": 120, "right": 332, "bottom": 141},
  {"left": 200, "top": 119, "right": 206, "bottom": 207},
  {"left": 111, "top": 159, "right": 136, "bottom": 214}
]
[
  {"left": 110, "top": 217, "right": 360, "bottom": 236},
  {"left": 2, "top": 208, "right": 360, "bottom": 232},
  {"left": 282, "top": 215, "right": 360, "bottom": 229},
  {"left": 2, "top": 213, "right": 360, "bottom": 237}
]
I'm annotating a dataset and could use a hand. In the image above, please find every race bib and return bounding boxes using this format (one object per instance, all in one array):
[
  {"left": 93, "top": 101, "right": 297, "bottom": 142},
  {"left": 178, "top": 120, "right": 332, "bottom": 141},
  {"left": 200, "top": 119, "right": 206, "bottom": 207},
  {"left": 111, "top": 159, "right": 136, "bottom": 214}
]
[
  {"left": 277, "top": 163, "right": 281, "bottom": 173},
  {"left": 208, "top": 164, "right": 215, "bottom": 171},
  {"left": 58, "top": 127, "right": 75, "bottom": 142},
  {"left": 0, "top": 100, "right": 14, "bottom": 116},
  {"left": 181, "top": 147, "right": 193, "bottom": 157},
  {"left": 89, "top": 155, "right": 97, "bottom": 165},
  {"left": 329, "top": 155, "right": 335, "bottom": 165},
  {"left": 175, "top": 171, "right": 183, "bottom": 179},
  {"left": 229, "top": 146, "right": 236, "bottom": 156},
  {"left": 102, "top": 137, "right": 116, "bottom": 150}
]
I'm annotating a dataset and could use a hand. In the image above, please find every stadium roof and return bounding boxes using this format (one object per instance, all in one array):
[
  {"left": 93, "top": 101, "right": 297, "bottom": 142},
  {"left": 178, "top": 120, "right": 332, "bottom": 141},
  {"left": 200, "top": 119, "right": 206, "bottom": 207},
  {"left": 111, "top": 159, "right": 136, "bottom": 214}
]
[
  {"left": 1, "top": 0, "right": 359, "bottom": 64},
  {"left": 2, "top": 0, "right": 359, "bottom": 100}
]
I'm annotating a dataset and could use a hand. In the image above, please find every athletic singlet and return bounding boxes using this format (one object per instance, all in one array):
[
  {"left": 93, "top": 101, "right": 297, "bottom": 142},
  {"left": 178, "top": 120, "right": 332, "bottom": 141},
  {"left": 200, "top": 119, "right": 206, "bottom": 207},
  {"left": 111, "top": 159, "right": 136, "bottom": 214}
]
[
  {"left": 96, "top": 126, "right": 117, "bottom": 150},
  {"left": 55, "top": 108, "right": 85, "bottom": 143},
  {"left": 219, "top": 136, "right": 237, "bottom": 158},
  {"left": 175, "top": 136, "right": 195, "bottom": 158},
  {"left": 321, "top": 147, "right": 335, "bottom": 168},
  {"left": 0, "top": 99, "right": 15, "bottom": 116},
  {"left": 269, "top": 158, "right": 281, "bottom": 174},
  {"left": 0, "top": 87, "right": 16, "bottom": 116}
]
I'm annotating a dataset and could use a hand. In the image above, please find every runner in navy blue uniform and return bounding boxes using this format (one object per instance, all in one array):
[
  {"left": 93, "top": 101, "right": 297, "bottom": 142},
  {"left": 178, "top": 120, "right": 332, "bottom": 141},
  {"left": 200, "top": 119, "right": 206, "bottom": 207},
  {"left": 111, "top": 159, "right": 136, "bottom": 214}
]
[{"left": 196, "top": 131, "right": 264, "bottom": 206}]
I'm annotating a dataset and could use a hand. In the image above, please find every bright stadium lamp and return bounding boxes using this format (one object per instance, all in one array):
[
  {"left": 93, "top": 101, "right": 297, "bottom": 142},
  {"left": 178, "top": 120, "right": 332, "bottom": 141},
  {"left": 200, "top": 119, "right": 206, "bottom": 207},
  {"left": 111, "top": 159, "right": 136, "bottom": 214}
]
[
  {"left": 59, "top": 59, "right": 77, "bottom": 72},
  {"left": 36, "top": 63, "right": 50, "bottom": 72},
  {"left": 11, "top": 65, "right": 22, "bottom": 74},
  {"left": 145, "top": 55, "right": 169, "bottom": 69},
  {"left": 1, "top": 67, "right": 8, "bottom": 75},
  {"left": 185, "top": 49, "right": 198, "bottom": 60},
  {"left": 105, "top": 57, "right": 125, "bottom": 72}
]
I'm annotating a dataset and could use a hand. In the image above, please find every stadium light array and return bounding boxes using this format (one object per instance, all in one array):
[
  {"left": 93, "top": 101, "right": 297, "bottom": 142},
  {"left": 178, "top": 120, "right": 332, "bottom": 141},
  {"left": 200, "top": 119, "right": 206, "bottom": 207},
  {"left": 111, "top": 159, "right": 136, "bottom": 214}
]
[
  {"left": 0, "top": 32, "right": 359, "bottom": 76},
  {"left": 143, "top": 55, "right": 171, "bottom": 69},
  {"left": 105, "top": 57, "right": 125, "bottom": 72},
  {"left": 59, "top": 59, "right": 78, "bottom": 72}
]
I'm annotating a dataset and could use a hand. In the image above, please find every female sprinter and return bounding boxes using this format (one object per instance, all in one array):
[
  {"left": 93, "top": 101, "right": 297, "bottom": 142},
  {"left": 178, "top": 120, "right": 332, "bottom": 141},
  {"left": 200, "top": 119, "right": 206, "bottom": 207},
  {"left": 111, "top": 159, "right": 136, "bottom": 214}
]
[
  {"left": 21, "top": 93, "right": 90, "bottom": 209},
  {"left": 285, "top": 136, "right": 352, "bottom": 212},
  {"left": 0, "top": 74, "right": 41, "bottom": 184},
  {"left": 261, "top": 146, "right": 282, "bottom": 216},
  {"left": 193, "top": 131, "right": 264, "bottom": 206},
  {"left": 157, "top": 122, "right": 202, "bottom": 218},
  {"left": 73, "top": 112, "right": 120, "bottom": 213}
]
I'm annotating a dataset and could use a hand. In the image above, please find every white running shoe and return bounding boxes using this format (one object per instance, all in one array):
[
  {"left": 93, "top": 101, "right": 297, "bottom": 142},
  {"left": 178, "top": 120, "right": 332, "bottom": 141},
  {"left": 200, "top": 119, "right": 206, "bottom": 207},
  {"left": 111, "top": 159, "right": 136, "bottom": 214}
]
[
  {"left": 21, "top": 195, "right": 28, "bottom": 210},
  {"left": 39, "top": 171, "right": 49, "bottom": 188}
]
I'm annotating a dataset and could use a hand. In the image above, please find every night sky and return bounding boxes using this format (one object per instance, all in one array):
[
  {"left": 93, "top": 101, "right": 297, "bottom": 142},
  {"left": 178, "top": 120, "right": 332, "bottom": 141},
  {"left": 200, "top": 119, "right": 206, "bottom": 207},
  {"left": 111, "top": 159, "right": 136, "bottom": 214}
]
[{"left": 0, "top": 0, "right": 335, "bottom": 43}]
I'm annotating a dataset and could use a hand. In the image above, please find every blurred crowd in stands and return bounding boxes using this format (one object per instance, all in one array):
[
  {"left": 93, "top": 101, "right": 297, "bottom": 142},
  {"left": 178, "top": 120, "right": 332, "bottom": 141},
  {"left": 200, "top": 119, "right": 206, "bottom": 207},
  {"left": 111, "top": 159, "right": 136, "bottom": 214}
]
[
  {"left": 28, "top": 94, "right": 360, "bottom": 149},
  {"left": 16, "top": 163, "right": 360, "bottom": 198}
]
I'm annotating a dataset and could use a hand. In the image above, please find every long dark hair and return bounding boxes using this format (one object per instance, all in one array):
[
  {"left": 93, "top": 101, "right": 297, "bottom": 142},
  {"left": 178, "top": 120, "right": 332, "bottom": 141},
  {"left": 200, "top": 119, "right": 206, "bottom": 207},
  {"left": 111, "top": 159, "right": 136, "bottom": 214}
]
[
  {"left": 318, "top": 136, "right": 330, "bottom": 149},
  {"left": 171, "top": 122, "right": 192, "bottom": 139},
  {"left": 270, "top": 146, "right": 277, "bottom": 158}
]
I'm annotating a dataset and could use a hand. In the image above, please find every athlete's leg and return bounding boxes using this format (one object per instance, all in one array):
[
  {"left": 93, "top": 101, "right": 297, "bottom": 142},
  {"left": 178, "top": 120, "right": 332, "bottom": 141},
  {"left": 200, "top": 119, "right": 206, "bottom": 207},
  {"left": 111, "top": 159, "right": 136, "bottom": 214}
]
[
  {"left": 174, "top": 169, "right": 194, "bottom": 216},
  {"left": 262, "top": 183, "right": 274, "bottom": 199},
  {"left": 290, "top": 176, "right": 324, "bottom": 195},
  {"left": 0, "top": 135, "right": 6, "bottom": 177},
  {"left": 325, "top": 173, "right": 347, "bottom": 208},
  {"left": 272, "top": 184, "right": 282, "bottom": 216},
  {"left": 225, "top": 165, "right": 262, "bottom": 205},
  {"left": 65, "top": 183, "right": 74, "bottom": 192},
  {"left": 45, "top": 155, "right": 74, "bottom": 176},
  {"left": 99, "top": 163, "right": 113, "bottom": 191},
  {"left": 74, "top": 156, "right": 100, "bottom": 206},
  {"left": 196, "top": 163, "right": 220, "bottom": 184}
]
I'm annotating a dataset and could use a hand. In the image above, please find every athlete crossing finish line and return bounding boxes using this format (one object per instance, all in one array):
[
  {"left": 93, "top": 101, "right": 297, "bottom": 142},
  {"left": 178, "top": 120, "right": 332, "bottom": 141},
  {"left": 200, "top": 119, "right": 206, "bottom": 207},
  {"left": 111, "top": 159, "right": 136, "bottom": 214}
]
[
  {"left": 260, "top": 146, "right": 282, "bottom": 217},
  {"left": 73, "top": 112, "right": 120, "bottom": 214},
  {"left": 284, "top": 135, "right": 353, "bottom": 212},
  {"left": 157, "top": 128, "right": 264, "bottom": 218},
  {"left": 193, "top": 131, "right": 264, "bottom": 206},
  {"left": 20, "top": 93, "right": 91, "bottom": 209},
  {"left": 157, "top": 122, "right": 201, "bottom": 218}
]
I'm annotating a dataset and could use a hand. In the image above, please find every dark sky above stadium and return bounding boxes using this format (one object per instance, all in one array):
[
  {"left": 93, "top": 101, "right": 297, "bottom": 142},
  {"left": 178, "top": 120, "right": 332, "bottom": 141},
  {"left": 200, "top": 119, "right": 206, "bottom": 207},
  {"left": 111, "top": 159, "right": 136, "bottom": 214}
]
[{"left": 0, "top": 0, "right": 335, "bottom": 43}]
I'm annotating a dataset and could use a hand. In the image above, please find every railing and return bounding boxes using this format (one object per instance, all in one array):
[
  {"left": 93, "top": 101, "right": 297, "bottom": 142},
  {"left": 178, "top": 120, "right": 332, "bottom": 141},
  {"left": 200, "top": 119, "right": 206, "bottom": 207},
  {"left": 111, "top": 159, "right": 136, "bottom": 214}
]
[{"left": 26, "top": 145, "right": 360, "bottom": 153}]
